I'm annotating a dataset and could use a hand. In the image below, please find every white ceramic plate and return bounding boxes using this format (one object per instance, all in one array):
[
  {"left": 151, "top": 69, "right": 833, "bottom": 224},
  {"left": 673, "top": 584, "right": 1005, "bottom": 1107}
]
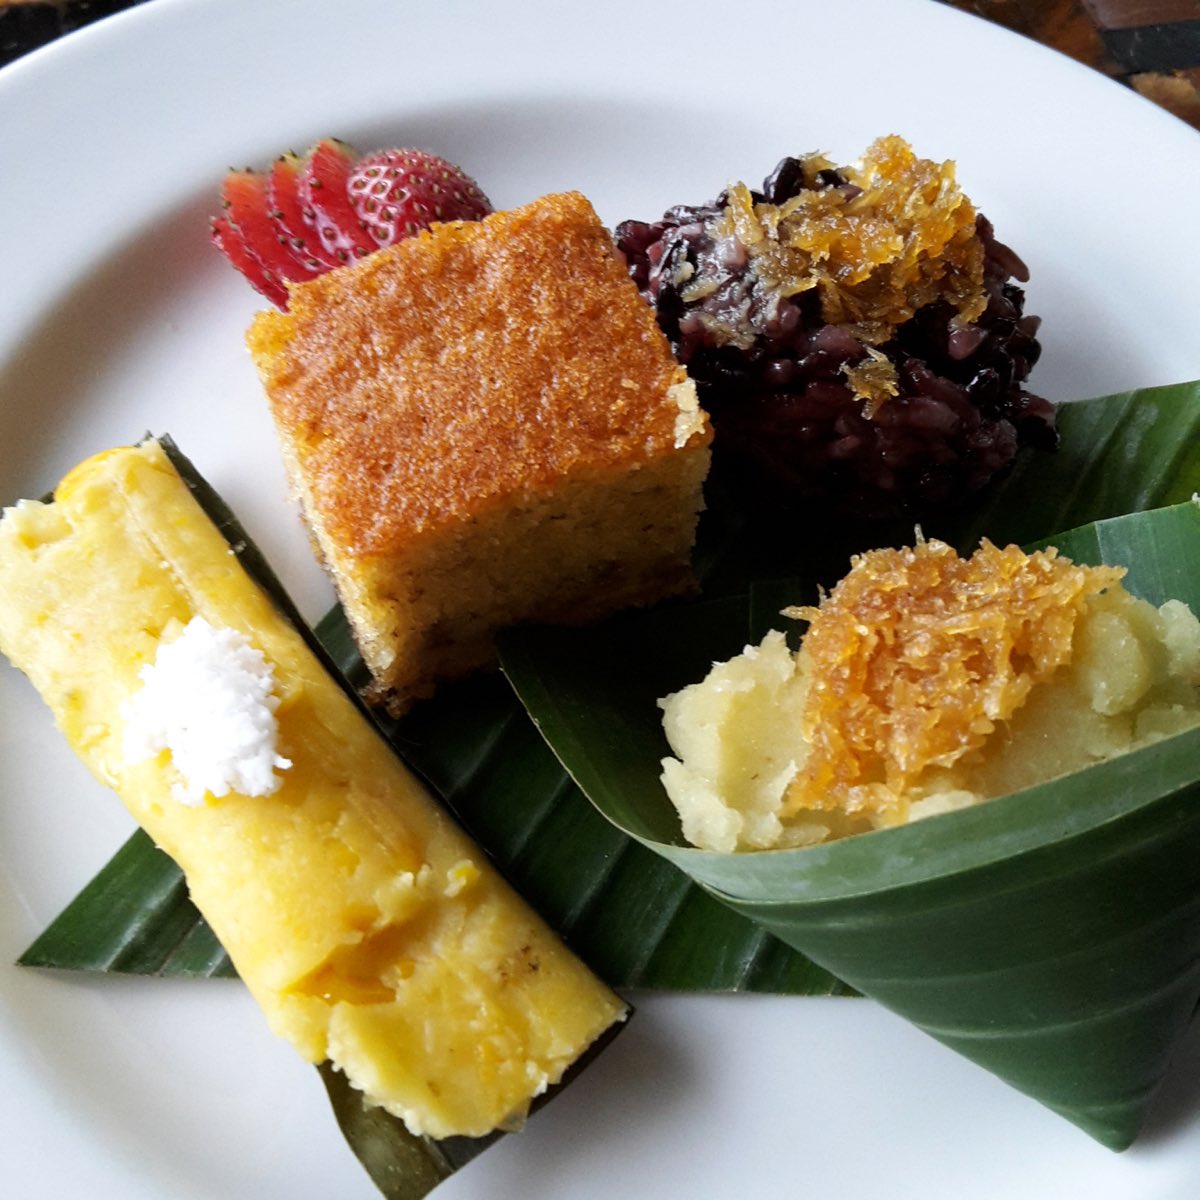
[{"left": 3, "top": 0, "right": 1200, "bottom": 1196}]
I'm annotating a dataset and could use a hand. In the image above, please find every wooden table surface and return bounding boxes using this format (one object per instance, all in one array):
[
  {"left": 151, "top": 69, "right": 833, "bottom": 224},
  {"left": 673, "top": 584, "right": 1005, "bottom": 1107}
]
[{"left": 2, "top": 0, "right": 1198, "bottom": 131}]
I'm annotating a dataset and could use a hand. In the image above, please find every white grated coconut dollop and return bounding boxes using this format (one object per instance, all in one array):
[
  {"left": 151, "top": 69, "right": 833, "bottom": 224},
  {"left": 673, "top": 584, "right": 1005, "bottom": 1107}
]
[{"left": 122, "top": 616, "right": 291, "bottom": 805}]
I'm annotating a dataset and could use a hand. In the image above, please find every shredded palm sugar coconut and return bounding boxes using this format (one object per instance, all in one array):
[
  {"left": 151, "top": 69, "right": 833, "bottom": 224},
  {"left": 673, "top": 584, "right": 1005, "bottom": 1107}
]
[
  {"left": 783, "top": 540, "right": 1122, "bottom": 822},
  {"left": 660, "top": 539, "right": 1200, "bottom": 853},
  {"left": 712, "top": 135, "right": 986, "bottom": 407},
  {"left": 841, "top": 347, "right": 901, "bottom": 417}
]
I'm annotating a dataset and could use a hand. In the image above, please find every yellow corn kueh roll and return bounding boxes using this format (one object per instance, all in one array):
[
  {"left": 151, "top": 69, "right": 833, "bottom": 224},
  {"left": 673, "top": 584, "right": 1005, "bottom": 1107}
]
[{"left": 0, "top": 439, "right": 625, "bottom": 1139}]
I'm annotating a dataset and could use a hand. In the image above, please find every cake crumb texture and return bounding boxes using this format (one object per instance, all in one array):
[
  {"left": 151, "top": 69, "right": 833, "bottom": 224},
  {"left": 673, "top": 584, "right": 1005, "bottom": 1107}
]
[{"left": 249, "top": 191, "right": 711, "bottom": 710}]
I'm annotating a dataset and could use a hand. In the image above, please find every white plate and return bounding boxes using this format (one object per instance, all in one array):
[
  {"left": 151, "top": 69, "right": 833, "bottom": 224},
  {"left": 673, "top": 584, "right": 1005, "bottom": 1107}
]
[{"left": 2, "top": 0, "right": 1200, "bottom": 1196}]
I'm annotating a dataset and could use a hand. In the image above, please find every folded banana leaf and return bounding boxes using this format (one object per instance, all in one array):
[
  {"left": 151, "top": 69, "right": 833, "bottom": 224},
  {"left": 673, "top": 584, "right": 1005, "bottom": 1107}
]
[
  {"left": 14, "top": 379, "right": 1200, "bottom": 1173},
  {"left": 499, "top": 498, "right": 1200, "bottom": 1151},
  {"left": 23, "top": 380, "right": 1200, "bottom": 991}
]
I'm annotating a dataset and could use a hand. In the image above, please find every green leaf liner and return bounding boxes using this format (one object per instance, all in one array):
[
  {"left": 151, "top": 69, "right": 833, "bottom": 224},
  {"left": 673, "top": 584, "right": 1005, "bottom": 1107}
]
[
  {"left": 23, "top": 380, "right": 1200, "bottom": 994},
  {"left": 318, "top": 1062, "right": 499, "bottom": 1197},
  {"left": 948, "top": 377, "right": 1200, "bottom": 549},
  {"left": 19, "top": 829, "right": 232, "bottom": 977},
  {"left": 500, "top": 499, "right": 1200, "bottom": 1150},
  {"left": 15, "top": 380, "right": 1200, "bottom": 1165}
]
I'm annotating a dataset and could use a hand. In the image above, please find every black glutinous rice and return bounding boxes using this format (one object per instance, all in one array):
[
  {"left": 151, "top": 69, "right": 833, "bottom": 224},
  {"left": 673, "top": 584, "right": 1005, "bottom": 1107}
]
[{"left": 614, "top": 146, "right": 1057, "bottom": 520}]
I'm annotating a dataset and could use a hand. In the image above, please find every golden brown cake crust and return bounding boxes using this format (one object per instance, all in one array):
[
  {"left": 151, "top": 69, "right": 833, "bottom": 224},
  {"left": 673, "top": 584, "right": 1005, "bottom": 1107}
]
[{"left": 249, "top": 191, "right": 702, "bottom": 556}]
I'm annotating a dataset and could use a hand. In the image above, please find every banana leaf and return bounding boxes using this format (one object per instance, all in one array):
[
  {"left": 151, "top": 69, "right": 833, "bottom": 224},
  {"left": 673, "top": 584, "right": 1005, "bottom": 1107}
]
[
  {"left": 16, "top": 827, "right": 234, "bottom": 977},
  {"left": 14, "top": 380, "right": 1200, "bottom": 1171},
  {"left": 22, "top": 379, "right": 1200, "bottom": 989},
  {"left": 318, "top": 1062, "right": 499, "bottom": 1197},
  {"left": 499, "top": 498, "right": 1200, "bottom": 1150},
  {"left": 20, "top": 379, "right": 1200, "bottom": 990}
]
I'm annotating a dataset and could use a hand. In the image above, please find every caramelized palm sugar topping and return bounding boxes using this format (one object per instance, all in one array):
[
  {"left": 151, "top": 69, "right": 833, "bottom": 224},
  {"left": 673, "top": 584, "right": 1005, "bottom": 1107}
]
[
  {"left": 783, "top": 539, "right": 1124, "bottom": 821},
  {"left": 712, "top": 135, "right": 986, "bottom": 411}
]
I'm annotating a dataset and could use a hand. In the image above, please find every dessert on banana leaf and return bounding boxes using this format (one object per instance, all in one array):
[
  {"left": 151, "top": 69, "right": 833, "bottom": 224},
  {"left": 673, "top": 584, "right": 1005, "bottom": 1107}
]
[
  {"left": 498, "top": 464, "right": 1200, "bottom": 1148},
  {"left": 0, "top": 439, "right": 625, "bottom": 1141},
  {"left": 660, "top": 537, "right": 1200, "bottom": 853}
]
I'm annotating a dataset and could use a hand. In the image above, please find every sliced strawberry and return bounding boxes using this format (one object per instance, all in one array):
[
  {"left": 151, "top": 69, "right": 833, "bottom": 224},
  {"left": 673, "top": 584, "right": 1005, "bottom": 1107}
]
[
  {"left": 210, "top": 215, "right": 289, "bottom": 308},
  {"left": 222, "top": 169, "right": 319, "bottom": 287},
  {"left": 348, "top": 149, "right": 492, "bottom": 248},
  {"left": 267, "top": 151, "right": 340, "bottom": 270},
  {"left": 299, "top": 138, "right": 377, "bottom": 265},
  {"left": 212, "top": 141, "right": 493, "bottom": 304}
]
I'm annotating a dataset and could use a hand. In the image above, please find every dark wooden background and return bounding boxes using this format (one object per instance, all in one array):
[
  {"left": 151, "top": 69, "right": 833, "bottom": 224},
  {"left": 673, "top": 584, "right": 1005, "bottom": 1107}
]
[
  {"left": 2, "top": 0, "right": 1198, "bottom": 130},
  {"left": 945, "top": 0, "right": 1200, "bottom": 127}
]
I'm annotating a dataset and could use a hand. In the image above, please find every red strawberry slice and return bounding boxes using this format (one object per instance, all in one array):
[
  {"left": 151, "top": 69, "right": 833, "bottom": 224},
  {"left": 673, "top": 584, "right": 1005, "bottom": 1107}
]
[
  {"left": 210, "top": 215, "right": 289, "bottom": 308},
  {"left": 299, "top": 138, "right": 377, "bottom": 265},
  {"left": 211, "top": 141, "right": 492, "bottom": 307},
  {"left": 348, "top": 149, "right": 492, "bottom": 248},
  {"left": 221, "top": 169, "right": 319, "bottom": 287},
  {"left": 267, "top": 151, "right": 340, "bottom": 271}
]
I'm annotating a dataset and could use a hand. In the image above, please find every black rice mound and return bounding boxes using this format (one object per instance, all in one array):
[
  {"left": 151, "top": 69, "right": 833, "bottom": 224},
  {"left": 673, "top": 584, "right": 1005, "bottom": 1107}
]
[{"left": 615, "top": 157, "right": 1058, "bottom": 521}]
